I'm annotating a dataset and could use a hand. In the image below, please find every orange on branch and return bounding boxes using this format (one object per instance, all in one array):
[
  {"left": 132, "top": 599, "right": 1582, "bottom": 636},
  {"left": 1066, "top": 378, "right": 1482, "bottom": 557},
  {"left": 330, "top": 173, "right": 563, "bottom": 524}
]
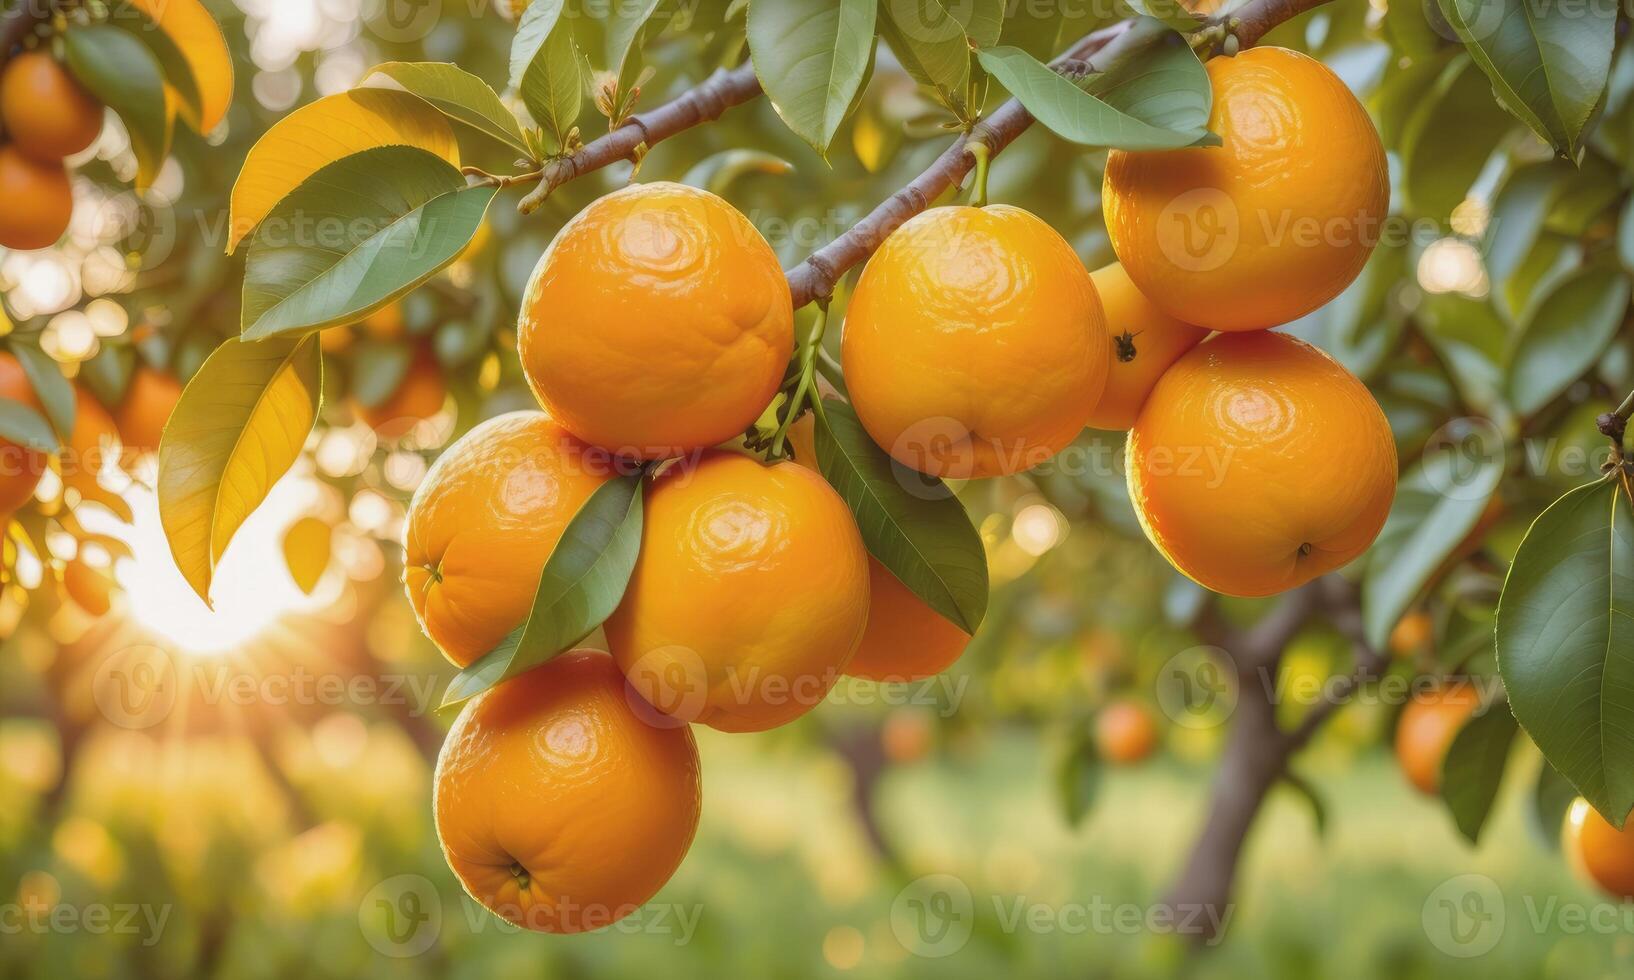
[
  {"left": 842, "top": 205, "right": 1108, "bottom": 479},
  {"left": 0, "top": 352, "right": 48, "bottom": 515},
  {"left": 1128, "top": 331, "right": 1396, "bottom": 597},
  {"left": 113, "top": 367, "right": 181, "bottom": 462},
  {"left": 1096, "top": 700, "right": 1158, "bottom": 765},
  {"left": 518, "top": 182, "right": 793, "bottom": 459},
  {"left": 0, "top": 146, "right": 72, "bottom": 251},
  {"left": 1394, "top": 680, "right": 1481, "bottom": 795},
  {"left": 1104, "top": 47, "right": 1388, "bottom": 331},
  {"left": 605, "top": 450, "right": 870, "bottom": 733},
  {"left": 0, "top": 52, "right": 102, "bottom": 161},
  {"left": 435, "top": 651, "right": 701, "bottom": 933},
  {"left": 1565, "top": 798, "right": 1634, "bottom": 900},
  {"left": 1086, "top": 262, "right": 1209, "bottom": 431},
  {"left": 403, "top": 411, "right": 613, "bottom": 667}
]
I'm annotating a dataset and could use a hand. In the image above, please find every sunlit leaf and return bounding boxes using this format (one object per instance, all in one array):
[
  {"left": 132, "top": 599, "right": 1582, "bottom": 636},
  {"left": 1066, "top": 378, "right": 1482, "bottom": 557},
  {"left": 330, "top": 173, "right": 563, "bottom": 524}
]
[
  {"left": 1496, "top": 478, "right": 1634, "bottom": 825},
  {"left": 63, "top": 25, "right": 170, "bottom": 190},
  {"left": 747, "top": 0, "right": 877, "bottom": 155},
  {"left": 158, "top": 336, "right": 322, "bottom": 606},
  {"left": 878, "top": 0, "right": 973, "bottom": 119},
  {"left": 815, "top": 400, "right": 987, "bottom": 633},
  {"left": 367, "top": 62, "right": 529, "bottom": 155},
  {"left": 120, "top": 0, "right": 234, "bottom": 133},
  {"left": 509, "top": 1, "right": 584, "bottom": 154},
  {"left": 442, "top": 473, "right": 646, "bottom": 707},
  {"left": 242, "top": 146, "right": 497, "bottom": 339},
  {"left": 282, "top": 515, "right": 332, "bottom": 595},
  {"left": 227, "top": 89, "right": 460, "bottom": 253}
]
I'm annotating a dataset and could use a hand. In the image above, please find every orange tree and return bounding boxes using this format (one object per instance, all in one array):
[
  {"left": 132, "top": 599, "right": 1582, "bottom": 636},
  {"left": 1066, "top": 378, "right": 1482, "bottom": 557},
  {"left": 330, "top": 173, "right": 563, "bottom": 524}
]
[{"left": 0, "top": 0, "right": 1631, "bottom": 953}]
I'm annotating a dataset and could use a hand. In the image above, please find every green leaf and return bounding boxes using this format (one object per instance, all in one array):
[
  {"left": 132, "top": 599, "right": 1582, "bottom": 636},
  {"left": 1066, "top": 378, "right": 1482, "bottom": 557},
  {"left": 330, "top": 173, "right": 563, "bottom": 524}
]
[
  {"left": 602, "top": 0, "right": 663, "bottom": 78},
  {"left": 1496, "top": 478, "right": 1634, "bottom": 825},
  {"left": 976, "top": 33, "right": 1215, "bottom": 151},
  {"left": 348, "top": 341, "right": 413, "bottom": 410},
  {"left": 1506, "top": 265, "right": 1630, "bottom": 417},
  {"left": 63, "top": 24, "right": 171, "bottom": 190},
  {"left": 1122, "top": 0, "right": 1204, "bottom": 33},
  {"left": 510, "top": 0, "right": 583, "bottom": 154},
  {"left": 747, "top": 0, "right": 877, "bottom": 155},
  {"left": 242, "top": 146, "right": 497, "bottom": 340},
  {"left": 1056, "top": 730, "right": 1100, "bottom": 828},
  {"left": 8, "top": 344, "right": 75, "bottom": 441},
  {"left": 878, "top": 0, "right": 973, "bottom": 120},
  {"left": 1362, "top": 421, "right": 1505, "bottom": 648},
  {"left": 367, "top": 62, "right": 530, "bottom": 156},
  {"left": 157, "top": 336, "right": 323, "bottom": 606},
  {"left": 951, "top": 0, "right": 1005, "bottom": 48},
  {"left": 109, "top": 6, "right": 205, "bottom": 130},
  {"left": 1440, "top": 697, "right": 1520, "bottom": 844},
  {"left": 814, "top": 400, "right": 988, "bottom": 634},
  {"left": 0, "top": 402, "right": 58, "bottom": 453},
  {"left": 1529, "top": 757, "right": 1578, "bottom": 850},
  {"left": 1399, "top": 55, "right": 1516, "bottom": 222},
  {"left": 78, "top": 345, "right": 137, "bottom": 411},
  {"left": 1484, "top": 161, "right": 1568, "bottom": 290},
  {"left": 442, "top": 473, "right": 646, "bottom": 708},
  {"left": 1619, "top": 197, "right": 1634, "bottom": 274},
  {"left": 1437, "top": 0, "right": 1615, "bottom": 159}
]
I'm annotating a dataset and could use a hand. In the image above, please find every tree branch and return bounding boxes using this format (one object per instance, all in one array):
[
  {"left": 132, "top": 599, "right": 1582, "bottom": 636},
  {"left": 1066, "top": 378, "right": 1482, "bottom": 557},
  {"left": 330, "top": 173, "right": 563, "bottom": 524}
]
[{"left": 518, "top": 61, "right": 763, "bottom": 214}]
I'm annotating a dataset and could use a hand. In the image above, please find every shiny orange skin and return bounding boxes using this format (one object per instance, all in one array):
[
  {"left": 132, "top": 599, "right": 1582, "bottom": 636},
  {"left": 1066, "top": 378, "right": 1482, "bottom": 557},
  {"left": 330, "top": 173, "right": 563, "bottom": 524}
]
[
  {"left": 404, "top": 412, "right": 613, "bottom": 667},
  {"left": 1096, "top": 700, "right": 1158, "bottom": 765},
  {"left": 842, "top": 205, "right": 1108, "bottom": 479},
  {"left": 1128, "top": 332, "right": 1396, "bottom": 597},
  {"left": 785, "top": 414, "right": 969, "bottom": 682},
  {"left": 62, "top": 386, "right": 119, "bottom": 498},
  {"left": 1, "top": 52, "right": 102, "bottom": 161},
  {"left": 113, "top": 367, "right": 182, "bottom": 459},
  {"left": 355, "top": 346, "right": 446, "bottom": 437},
  {"left": 1394, "top": 681, "right": 1481, "bottom": 795},
  {"left": 0, "top": 146, "right": 72, "bottom": 251},
  {"left": 1086, "top": 262, "right": 1210, "bottom": 431},
  {"left": 605, "top": 450, "right": 870, "bottom": 733},
  {"left": 1565, "top": 799, "right": 1634, "bottom": 899},
  {"left": 0, "top": 352, "right": 47, "bottom": 515},
  {"left": 1103, "top": 47, "right": 1388, "bottom": 332},
  {"left": 434, "top": 650, "right": 701, "bottom": 933},
  {"left": 518, "top": 182, "right": 794, "bottom": 459}
]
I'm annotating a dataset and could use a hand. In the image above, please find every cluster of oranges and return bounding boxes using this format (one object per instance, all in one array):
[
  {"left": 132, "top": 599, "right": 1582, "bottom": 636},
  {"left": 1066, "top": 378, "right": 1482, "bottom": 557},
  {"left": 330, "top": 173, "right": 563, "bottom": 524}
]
[
  {"left": 0, "top": 51, "right": 102, "bottom": 252},
  {"left": 414, "top": 46, "right": 1398, "bottom": 932}
]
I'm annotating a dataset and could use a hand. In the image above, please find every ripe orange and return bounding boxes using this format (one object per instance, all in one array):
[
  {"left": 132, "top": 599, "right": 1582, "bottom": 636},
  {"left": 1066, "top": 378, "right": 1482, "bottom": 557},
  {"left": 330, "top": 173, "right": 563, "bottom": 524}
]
[
  {"left": 842, "top": 205, "right": 1108, "bottom": 479},
  {"left": 434, "top": 650, "right": 701, "bottom": 933},
  {"left": 518, "top": 182, "right": 793, "bottom": 459},
  {"left": 0, "top": 352, "right": 47, "bottom": 515},
  {"left": 1086, "top": 262, "right": 1209, "bottom": 431},
  {"left": 605, "top": 450, "right": 870, "bottom": 732},
  {"left": 1388, "top": 611, "right": 1433, "bottom": 659},
  {"left": 404, "top": 411, "right": 613, "bottom": 667},
  {"left": 0, "top": 146, "right": 72, "bottom": 251},
  {"left": 113, "top": 367, "right": 182, "bottom": 460},
  {"left": 1128, "top": 331, "right": 1396, "bottom": 597},
  {"left": 1095, "top": 700, "right": 1157, "bottom": 764},
  {"left": 361, "top": 302, "right": 406, "bottom": 340},
  {"left": 1394, "top": 680, "right": 1481, "bottom": 795},
  {"left": 1103, "top": 47, "right": 1388, "bottom": 331},
  {"left": 785, "top": 414, "right": 969, "bottom": 682},
  {"left": 354, "top": 346, "right": 445, "bottom": 438},
  {"left": 62, "top": 386, "right": 119, "bottom": 499},
  {"left": 1565, "top": 798, "right": 1634, "bottom": 899},
  {"left": 62, "top": 556, "right": 113, "bottom": 616},
  {"left": 0, "top": 52, "right": 102, "bottom": 161}
]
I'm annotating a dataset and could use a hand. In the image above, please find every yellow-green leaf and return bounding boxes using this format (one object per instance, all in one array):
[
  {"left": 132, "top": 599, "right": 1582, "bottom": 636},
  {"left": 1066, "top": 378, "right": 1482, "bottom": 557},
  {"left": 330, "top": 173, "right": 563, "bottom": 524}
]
[
  {"left": 158, "top": 336, "right": 323, "bottom": 606},
  {"left": 227, "top": 89, "right": 460, "bottom": 253},
  {"left": 282, "top": 516, "right": 332, "bottom": 594},
  {"left": 121, "top": 0, "right": 234, "bottom": 133}
]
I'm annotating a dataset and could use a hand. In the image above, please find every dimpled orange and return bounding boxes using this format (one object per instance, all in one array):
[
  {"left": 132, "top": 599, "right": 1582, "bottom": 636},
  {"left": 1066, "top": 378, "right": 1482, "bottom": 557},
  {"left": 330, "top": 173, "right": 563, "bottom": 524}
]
[
  {"left": 0, "top": 146, "right": 72, "bottom": 251},
  {"left": 404, "top": 411, "right": 612, "bottom": 667},
  {"left": 842, "top": 205, "right": 1108, "bottom": 479},
  {"left": 518, "top": 182, "right": 793, "bottom": 459},
  {"left": 1394, "top": 681, "right": 1481, "bottom": 795},
  {"left": 0, "top": 352, "right": 47, "bottom": 515},
  {"left": 1103, "top": 47, "right": 1388, "bottom": 332},
  {"left": 1566, "top": 799, "right": 1634, "bottom": 899},
  {"left": 785, "top": 415, "right": 969, "bottom": 682},
  {"left": 0, "top": 52, "right": 102, "bottom": 161},
  {"left": 1087, "top": 262, "right": 1209, "bottom": 431},
  {"left": 434, "top": 650, "right": 701, "bottom": 933},
  {"left": 604, "top": 450, "right": 870, "bottom": 733},
  {"left": 1129, "top": 332, "right": 1396, "bottom": 597}
]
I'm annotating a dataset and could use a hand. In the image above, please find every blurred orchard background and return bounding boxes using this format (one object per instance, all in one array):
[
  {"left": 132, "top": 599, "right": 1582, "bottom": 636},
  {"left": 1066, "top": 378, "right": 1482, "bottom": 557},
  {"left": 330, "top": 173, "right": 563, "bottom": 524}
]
[{"left": 2, "top": 0, "right": 1633, "bottom": 977}]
